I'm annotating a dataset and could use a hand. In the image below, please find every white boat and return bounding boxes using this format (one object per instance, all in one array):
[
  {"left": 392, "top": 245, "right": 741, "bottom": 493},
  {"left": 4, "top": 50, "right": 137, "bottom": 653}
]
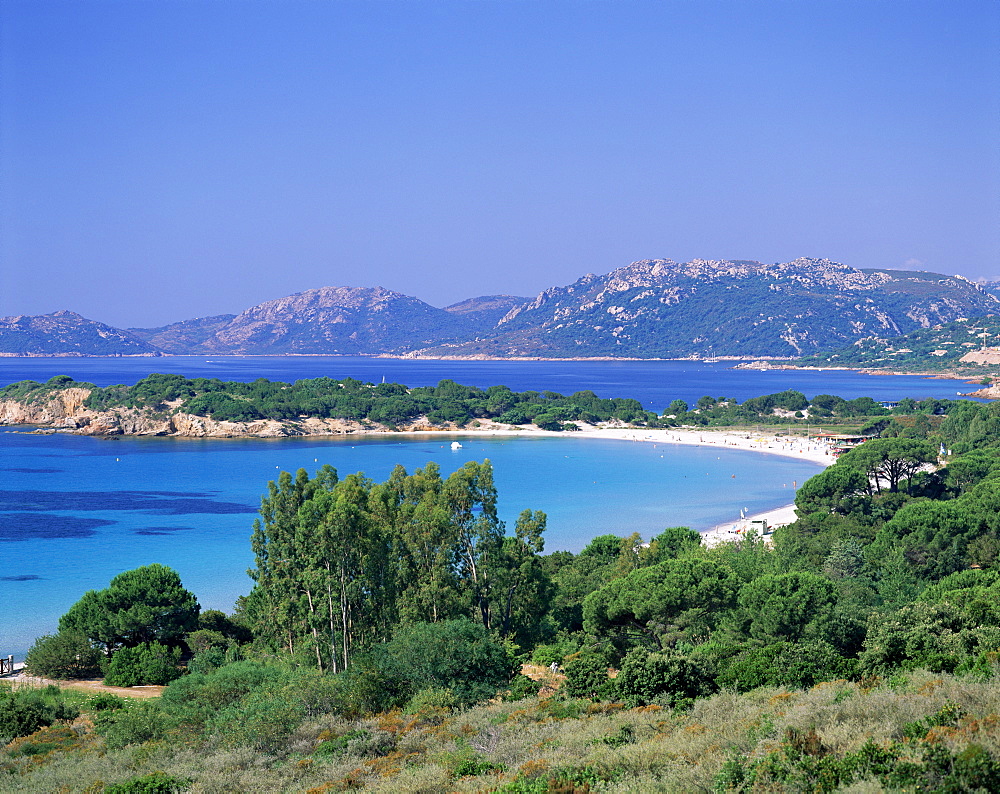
[{"left": 451, "top": 441, "right": 463, "bottom": 450}]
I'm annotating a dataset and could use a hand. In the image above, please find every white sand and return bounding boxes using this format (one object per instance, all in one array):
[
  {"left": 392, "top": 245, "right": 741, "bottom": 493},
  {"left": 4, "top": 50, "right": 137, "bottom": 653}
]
[
  {"left": 700, "top": 503, "right": 800, "bottom": 548},
  {"left": 426, "top": 424, "right": 836, "bottom": 468},
  {"left": 423, "top": 424, "right": 835, "bottom": 546}
]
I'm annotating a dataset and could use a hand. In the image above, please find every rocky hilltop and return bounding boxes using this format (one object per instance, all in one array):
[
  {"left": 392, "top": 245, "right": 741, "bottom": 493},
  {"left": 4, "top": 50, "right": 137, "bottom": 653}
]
[
  {"left": 128, "top": 289, "right": 531, "bottom": 355},
  {"left": 5, "top": 259, "right": 996, "bottom": 358}
]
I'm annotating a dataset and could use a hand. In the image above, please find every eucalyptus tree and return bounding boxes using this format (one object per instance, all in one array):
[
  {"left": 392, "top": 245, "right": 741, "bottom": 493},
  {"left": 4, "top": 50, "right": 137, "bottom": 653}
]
[
  {"left": 248, "top": 467, "right": 335, "bottom": 659},
  {"left": 246, "top": 458, "right": 546, "bottom": 671}
]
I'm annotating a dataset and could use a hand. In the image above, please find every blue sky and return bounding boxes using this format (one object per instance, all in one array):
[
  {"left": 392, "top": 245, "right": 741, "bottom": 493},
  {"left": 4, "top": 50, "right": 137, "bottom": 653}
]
[{"left": 2, "top": 0, "right": 998, "bottom": 327}]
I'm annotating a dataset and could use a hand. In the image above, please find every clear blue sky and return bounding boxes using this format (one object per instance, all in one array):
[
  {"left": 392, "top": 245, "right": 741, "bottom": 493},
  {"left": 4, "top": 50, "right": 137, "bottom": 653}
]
[{"left": 2, "top": 0, "right": 998, "bottom": 328}]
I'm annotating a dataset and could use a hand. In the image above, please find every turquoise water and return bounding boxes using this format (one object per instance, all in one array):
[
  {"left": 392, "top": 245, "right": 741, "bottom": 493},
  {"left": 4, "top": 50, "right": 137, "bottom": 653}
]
[
  {"left": 1, "top": 429, "right": 821, "bottom": 658},
  {"left": 0, "top": 357, "right": 977, "bottom": 659}
]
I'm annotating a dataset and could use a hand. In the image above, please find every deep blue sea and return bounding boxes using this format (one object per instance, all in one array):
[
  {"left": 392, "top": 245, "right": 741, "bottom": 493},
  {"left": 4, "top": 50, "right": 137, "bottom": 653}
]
[{"left": 0, "top": 357, "right": 980, "bottom": 659}]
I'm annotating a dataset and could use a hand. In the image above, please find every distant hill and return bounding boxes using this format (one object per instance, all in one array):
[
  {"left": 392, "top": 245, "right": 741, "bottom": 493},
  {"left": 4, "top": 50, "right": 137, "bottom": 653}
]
[
  {"left": 443, "top": 295, "right": 532, "bottom": 328},
  {"left": 3, "top": 260, "right": 997, "bottom": 358},
  {"left": 128, "top": 314, "right": 236, "bottom": 354},
  {"left": 191, "top": 286, "right": 473, "bottom": 354},
  {"left": 0, "top": 311, "right": 161, "bottom": 356},
  {"left": 418, "top": 259, "right": 1000, "bottom": 358}
]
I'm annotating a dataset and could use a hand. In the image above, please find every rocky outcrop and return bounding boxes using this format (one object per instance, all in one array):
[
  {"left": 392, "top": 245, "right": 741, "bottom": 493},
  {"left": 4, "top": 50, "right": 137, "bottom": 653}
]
[
  {"left": 0, "top": 389, "right": 432, "bottom": 438},
  {"left": 0, "top": 388, "right": 93, "bottom": 425}
]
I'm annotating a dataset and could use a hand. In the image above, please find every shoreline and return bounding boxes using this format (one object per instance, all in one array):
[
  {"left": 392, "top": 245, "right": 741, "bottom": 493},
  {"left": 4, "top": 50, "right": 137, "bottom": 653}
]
[
  {"left": 404, "top": 424, "right": 834, "bottom": 544},
  {"left": 701, "top": 503, "right": 799, "bottom": 547},
  {"left": 425, "top": 424, "right": 837, "bottom": 468},
  {"left": 551, "top": 426, "right": 833, "bottom": 544},
  {"left": 7, "top": 416, "right": 837, "bottom": 547},
  {"left": 0, "top": 351, "right": 989, "bottom": 375}
]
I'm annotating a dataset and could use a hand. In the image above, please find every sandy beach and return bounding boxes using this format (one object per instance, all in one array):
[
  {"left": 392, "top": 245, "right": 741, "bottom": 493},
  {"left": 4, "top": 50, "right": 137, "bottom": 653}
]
[
  {"left": 569, "top": 427, "right": 833, "bottom": 545},
  {"left": 564, "top": 426, "right": 834, "bottom": 546},
  {"left": 424, "top": 423, "right": 836, "bottom": 467},
  {"left": 432, "top": 423, "right": 835, "bottom": 545}
]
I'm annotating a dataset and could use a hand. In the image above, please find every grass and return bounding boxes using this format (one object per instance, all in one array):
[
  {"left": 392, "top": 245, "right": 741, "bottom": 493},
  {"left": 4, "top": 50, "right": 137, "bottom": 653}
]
[{"left": 5, "top": 669, "right": 1000, "bottom": 792}]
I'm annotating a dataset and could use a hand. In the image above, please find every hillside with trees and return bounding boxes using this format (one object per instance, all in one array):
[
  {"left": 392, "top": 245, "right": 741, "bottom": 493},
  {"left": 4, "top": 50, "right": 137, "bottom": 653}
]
[
  {"left": 7, "top": 394, "right": 1000, "bottom": 790},
  {"left": 797, "top": 315, "right": 1000, "bottom": 375}
]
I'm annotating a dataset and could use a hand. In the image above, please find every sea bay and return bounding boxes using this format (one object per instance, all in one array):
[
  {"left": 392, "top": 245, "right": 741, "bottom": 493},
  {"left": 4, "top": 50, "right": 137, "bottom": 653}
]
[{"left": 0, "top": 357, "right": 980, "bottom": 659}]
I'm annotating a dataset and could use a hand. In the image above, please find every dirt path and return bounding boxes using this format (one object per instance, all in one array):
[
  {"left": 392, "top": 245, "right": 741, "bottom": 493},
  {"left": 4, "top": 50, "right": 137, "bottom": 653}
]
[
  {"left": 521, "top": 662, "right": 566, "bottom": 697},
  {"left": 5, "top": 671, "right": 164, "bottom": 699}
]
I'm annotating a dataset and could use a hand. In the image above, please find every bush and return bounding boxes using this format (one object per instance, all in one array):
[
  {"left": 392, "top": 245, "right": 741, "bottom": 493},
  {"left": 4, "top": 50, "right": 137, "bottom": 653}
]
[
  {"left": 186, "top": 646, "right": 228, "bottom": 675},
  {"left": 0, "top": 685, "right": 79, "bottom": 744},
  {"left": 531, "top": 637, "right": 580, "bottom": 667},
  {"left": 206, "top": 687, "right": 306, "bottom": 751},
  {"left": 87, "top": 692, "right": 127, "bottom": 712},
  {"left": 503, "top": 674, "right": 543, "bottom": 701},
  {"left": 497, "top": 408, "right": 529, "bottom": 425},
  {"left": 103, "top": 642, "right": 183, "bottom": 687},
  {"left": 94, "top": 700, "right": 174, "bottom": 749},
  {"left": 404, "top": 686, "right": 459, "bottom": 715},
  {"left": 359, "top": 618, "right": 517, "bottom": 710},
  {"left": 614, "top": 648, "right": 714, "bottom": 707},
  {"left": 104, "top": 771, "right": 191, "bottom": 793},
  {"left": 716, "top": 641, "right": 856, "bottom": 693},
  {"left": 158, "top": 660, "right": 291, "bottom": 730},
  {"left": 563, "top": 651, "right": 614, "bottom": 700},
  {"left": 533, "top": 413, "right": 563, "bottom": 431},
  {"left": 24, "top": 630, "right": 102, "bottom": 679}
]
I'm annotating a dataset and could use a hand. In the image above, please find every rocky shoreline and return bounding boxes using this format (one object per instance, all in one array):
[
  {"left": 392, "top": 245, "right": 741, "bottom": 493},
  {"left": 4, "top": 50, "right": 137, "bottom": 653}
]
[{"left": 0, "top": 388, "right": 390, "bottom": 438}]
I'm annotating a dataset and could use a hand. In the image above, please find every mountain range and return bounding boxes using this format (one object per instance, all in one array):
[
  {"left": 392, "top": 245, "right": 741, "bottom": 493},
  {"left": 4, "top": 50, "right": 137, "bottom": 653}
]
[{"left": 3, "top": 258, "right": 998, "bottom": 359}]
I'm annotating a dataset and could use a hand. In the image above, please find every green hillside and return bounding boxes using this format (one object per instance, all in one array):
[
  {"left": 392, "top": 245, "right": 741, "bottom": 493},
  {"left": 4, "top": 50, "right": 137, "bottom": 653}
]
[{"left": 798, "top": 316, "right": 1000, "bottom": 375}]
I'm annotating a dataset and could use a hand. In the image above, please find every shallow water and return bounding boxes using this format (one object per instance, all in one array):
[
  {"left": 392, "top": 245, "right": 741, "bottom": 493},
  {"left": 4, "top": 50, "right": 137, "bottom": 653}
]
[{"left": 1, "top": 429, "right": 821, "bottom": 658}]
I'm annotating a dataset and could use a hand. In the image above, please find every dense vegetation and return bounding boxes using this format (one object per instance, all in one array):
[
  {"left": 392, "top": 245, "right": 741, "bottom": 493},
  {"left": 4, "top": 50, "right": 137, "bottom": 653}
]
[
  {"left": 10, "top": 394, "right": 1000, "bottom": 790},
  {"left": 797, "top": 315, "right": 1000, "bottom": 375},
  {"left": 0, "top": 372, "right": 973, "bottom": 434}
]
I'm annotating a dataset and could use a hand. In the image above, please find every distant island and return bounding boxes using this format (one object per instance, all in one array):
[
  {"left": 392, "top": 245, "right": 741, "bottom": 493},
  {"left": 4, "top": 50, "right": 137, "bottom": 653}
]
[{"left": 3, "top": 257, "right": 998, "bottom": 361}]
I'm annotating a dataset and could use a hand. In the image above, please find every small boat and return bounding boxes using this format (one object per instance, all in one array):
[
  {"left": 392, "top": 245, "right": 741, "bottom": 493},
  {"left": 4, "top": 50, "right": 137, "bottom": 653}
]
[{"left": 451, "top": 441, "right": 463, "bottom": 450}]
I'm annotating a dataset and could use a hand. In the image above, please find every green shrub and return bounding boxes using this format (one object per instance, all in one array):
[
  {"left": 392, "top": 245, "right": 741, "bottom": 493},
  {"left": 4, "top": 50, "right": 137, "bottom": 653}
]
[
  {"left": 530, "top": 642, "right": 572, "bottom": 667},
  {"left": 0, "top": 686, "right": 79, "bottom": 744},
  {"left": 359, "top": 618, "right": 517, "bottom": 710},
  {"left": 206, "top": 687, "right": 305, "bottom": 751},
  {"left": 562, "top": 651, "right": 614, "bottom": 700},
  {"left": 502, "top": 674, "right": 543, "bottom": 701},
  {"left": 614, "top": 648, "right": 714, "bottom": 707},
  {"left": 86, "top": 692, "right": 127, "bottom": 712},
  {"left": 532, "top": 413, "right": 563, "bottom": 431},
  {"left": 314, "top": 729, "right": 371, "bottom": 758},
  {"left": 24, "top": 630, "right": 102, "bottom": 679},
  {"left": 158, "top": 660, "right": 291, "bottom": 730},
  {"left": 186, "top": 646, "right": 227, "bottom": 675},
  {"left": 716, "top": 640, "right": 855, "bottom": 693},
  {"left": 714, "top": 724, "right": 1000, "bottom": 794},
  {"left": 103, "top": 642, "right": 182, "bottom": 687},
  {"left": 94, "top": 700, "right": 174, "bottom": 749},
  {"left": 104, "top": 771, "right": 191, "bottom": 793},
  {"left": 404, "top": 686, "right": 458, "bottom": 715}
]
